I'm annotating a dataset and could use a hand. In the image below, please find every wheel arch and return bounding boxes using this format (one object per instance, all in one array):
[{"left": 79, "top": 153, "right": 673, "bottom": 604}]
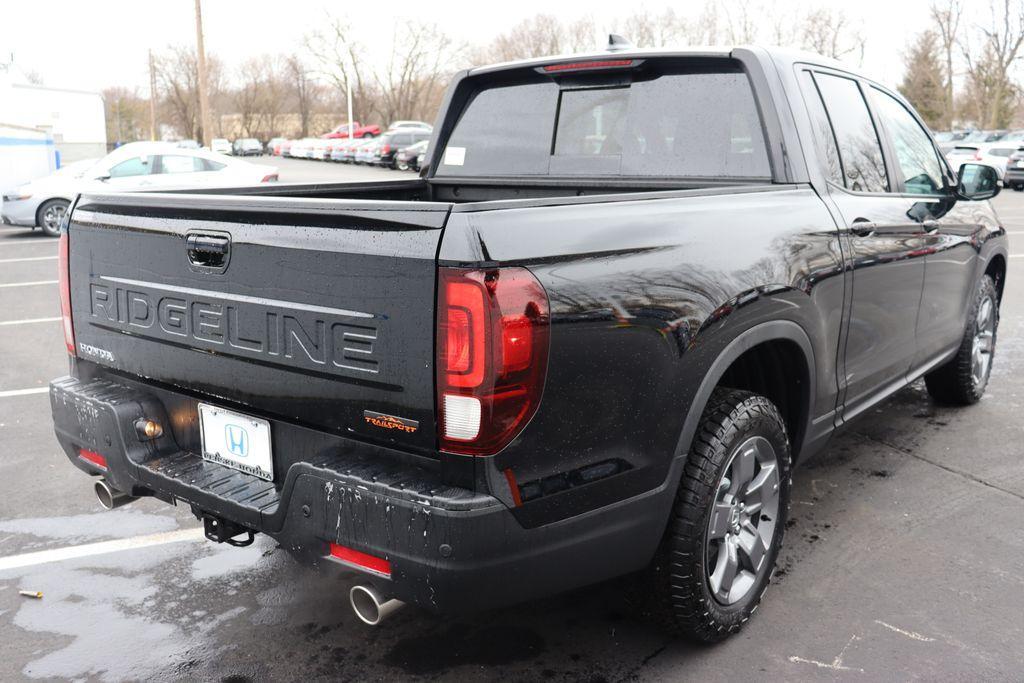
[
  {"left": 673, "top": 320, "right": 816, "bottom": 466},
  {"left": 985, "top": 252, "right": 1007, "bottom": 302},
  {"left": 34, "top": 195, "right": 72, "bottom": 229}
]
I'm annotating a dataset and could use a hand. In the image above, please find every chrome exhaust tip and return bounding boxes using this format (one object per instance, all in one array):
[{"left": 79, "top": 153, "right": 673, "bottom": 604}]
[
  {"left": 94, "top": 479, "right": 136, "bottom": 510},
  {"left": 349, "top": 584, "right": 404, "bottom": 626}
]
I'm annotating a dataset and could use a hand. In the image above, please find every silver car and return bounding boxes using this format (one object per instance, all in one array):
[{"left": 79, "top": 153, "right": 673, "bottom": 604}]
[{"left": 2, "top": 142, "right": 278, "bottom": 236}]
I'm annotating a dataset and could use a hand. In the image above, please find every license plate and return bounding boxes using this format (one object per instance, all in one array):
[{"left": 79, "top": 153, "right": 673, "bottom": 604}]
[
  {"left": 198, "top": 403, "right": 274, "bottom": 481},
  {"left": 1017, "top": 160, "right": 1024, "bottom": 168}
]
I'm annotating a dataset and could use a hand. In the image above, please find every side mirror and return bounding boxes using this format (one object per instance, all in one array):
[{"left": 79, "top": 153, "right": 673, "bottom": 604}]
[{"left": 956, "top": 163, "right": 1001, "bottom": 200}]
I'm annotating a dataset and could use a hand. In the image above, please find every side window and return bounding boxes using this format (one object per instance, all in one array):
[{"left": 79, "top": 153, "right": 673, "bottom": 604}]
[
  {"left": 813, "top": 72, "right": 889, "bottom": 193},
  {"left": 108, "top": 156, "right": 152, "bottom": 178},
  {"left": 158, "top": 155, "right": 203, "bottom": 174},
  {"left": 797, "top": 70, "right": 844, "bottom": 186},
  {"left": 202, "top": 158, "right": 226, "bottom": 171},
  {"left": 870, "top": 88, "right": 944, "bottom": 195}
]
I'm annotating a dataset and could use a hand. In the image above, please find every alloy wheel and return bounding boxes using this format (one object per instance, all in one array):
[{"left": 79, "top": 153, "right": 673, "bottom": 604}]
[
  {"left": 971, "top": 295, "right": 996, "bottom": 388},
  {"left": 705, "top": 436, "right": 781, "bottom": 605}
]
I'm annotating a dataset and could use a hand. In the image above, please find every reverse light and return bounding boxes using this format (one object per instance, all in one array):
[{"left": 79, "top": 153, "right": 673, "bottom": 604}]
[
  {"left": 437, "top": 267, "right": 550, "bottom": 455},
  {"left": 58, "top": 229, "right": 75, "bottom": 355}
]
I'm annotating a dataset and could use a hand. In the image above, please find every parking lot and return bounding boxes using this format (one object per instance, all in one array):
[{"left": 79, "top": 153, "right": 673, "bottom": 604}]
[{"left": 0, "top": 162, "right": 1022, "bottom": 681}]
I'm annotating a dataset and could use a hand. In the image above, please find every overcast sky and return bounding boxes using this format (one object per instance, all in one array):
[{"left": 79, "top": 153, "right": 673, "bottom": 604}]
[{"left": 0, "top": 0, "right": 975, "bottom": 93}]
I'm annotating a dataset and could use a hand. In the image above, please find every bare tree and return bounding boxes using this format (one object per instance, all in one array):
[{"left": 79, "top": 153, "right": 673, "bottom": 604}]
[
  {"left": 963, "top": 0, "right": 1024, "bottom": 128},
  {"left": 375, "top": 22, "right": 460, "bottom": 123},
  {"left": 305, "top": 17, "right": 376, "bottom": 125},
  {"left": 799, "top": 9, "right": 865, "bottom": 63},
  {"left": 620, "top": 9, "right": 689, "bottom": 47},
  {"left": 154, "top": 45, "right": 223, "bottom": 141},
  {"left": 103, "top": 87, "right": 149, "bottom": 143},
  {"left": 287, "top": 54, "right": 315, "bottom": 137},
  {"left": 931, "top": 0, "right": 964, "bottom": 127},
  {"left": 722, "top": 0, "right": 760, "bottom": 44}
]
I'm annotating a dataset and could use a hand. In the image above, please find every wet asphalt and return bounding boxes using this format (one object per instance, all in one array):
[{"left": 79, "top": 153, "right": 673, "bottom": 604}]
[{"left": 0, "top": 160, "right": 1022, "bottom": 681}]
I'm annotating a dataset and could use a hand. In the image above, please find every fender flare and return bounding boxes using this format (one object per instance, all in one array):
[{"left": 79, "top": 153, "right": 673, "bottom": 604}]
[{"left": 670, "top": 319, "right": 817, "bottom": 465}]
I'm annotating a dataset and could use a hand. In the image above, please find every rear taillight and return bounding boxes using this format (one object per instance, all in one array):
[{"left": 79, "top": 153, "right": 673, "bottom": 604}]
[
  {"left": 58, "top": 229, "right": 75, "bottom": 355},
  {"left": 382, "top": 144, "right": 391, "bottom": 155},
  {"left": 975, "top": 152, "right": 983, "bottom": 160},
  {"left": 260, "top": 174, "right": 278, "bottom": 182},
  {"left": 437, "top": 267, "right": 549, "bottom": 455}
]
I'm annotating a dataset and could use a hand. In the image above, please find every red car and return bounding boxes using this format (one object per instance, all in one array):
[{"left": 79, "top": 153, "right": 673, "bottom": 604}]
[{"left": 323, "top": 122, "right": 381, "bottom": 139}]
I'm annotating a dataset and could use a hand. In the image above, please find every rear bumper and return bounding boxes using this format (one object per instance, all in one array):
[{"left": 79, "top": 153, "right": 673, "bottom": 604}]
[
  {"left": 1004, "top": 168, "right": 1024, "bottom": 183},
  {"left": 50, "top": 375, "right": 664, "bottom": 613}
]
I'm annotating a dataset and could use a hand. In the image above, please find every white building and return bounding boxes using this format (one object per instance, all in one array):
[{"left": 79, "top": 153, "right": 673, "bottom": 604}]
[
  {"left": 0, "top": 56, "right": 107, "bottom": 191},
  {"left": 0, "top": 122, "right": 53, "bottom": 194}
]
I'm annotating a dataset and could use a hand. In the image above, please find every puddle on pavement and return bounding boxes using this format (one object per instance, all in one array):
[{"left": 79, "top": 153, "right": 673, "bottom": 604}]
[{"left": 0, "top": 509, "right": 181, "bottom": 547}]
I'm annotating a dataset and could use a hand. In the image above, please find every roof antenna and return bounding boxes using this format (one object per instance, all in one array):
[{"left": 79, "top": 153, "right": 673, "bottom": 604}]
[{"left": 606, "top": 34, "right": 634, "bottom": 52}]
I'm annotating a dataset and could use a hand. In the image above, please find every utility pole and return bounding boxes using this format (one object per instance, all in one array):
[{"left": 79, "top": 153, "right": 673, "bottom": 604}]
[
  {"left": 148, "top": 49, "right": 158, "bottom": 141},
  {"left": 194, "top": 0, "right": 213, "bottom": 147}
]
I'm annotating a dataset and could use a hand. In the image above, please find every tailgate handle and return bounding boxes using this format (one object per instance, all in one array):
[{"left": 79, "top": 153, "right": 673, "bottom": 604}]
[{"left": 186, "top": 233, "right": 230, "bottom": 269}]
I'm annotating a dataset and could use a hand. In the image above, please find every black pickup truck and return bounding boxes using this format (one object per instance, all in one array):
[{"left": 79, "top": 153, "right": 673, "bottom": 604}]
[{"left": 50, "top": 44, "right": 1007, "bottom": 641}]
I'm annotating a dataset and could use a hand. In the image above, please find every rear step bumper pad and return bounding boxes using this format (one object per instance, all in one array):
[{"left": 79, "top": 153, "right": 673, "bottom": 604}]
[{"left": 50, "top": 375, "right": 665, "bottom": 613}]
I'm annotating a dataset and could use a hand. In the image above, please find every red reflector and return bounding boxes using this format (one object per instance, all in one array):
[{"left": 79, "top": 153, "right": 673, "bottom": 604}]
[
  {"left": 79, "top": 448, "right": 107, "bottom": 470},
  {"left": 504, "top": 468, "right": 523, "bottom": 507},
  {"left": 543, "top": 59, "right": 634, "bottom": 72},
  {"left": 329, "top": 543, "right": 391, "bottom": 577},
  {"left": 501, "top": 314, "right": 533, "bottom": 374},
  {"left": 58, "top": 230, "right": 75, "bottom": 355}
]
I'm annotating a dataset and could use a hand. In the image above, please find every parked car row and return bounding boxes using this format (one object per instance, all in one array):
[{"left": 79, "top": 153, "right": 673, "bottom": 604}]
[
  {"left": 944, "top": 141, "right": 1024, "bottom": 190},
  {"left": 268, "top": 121, "right": 432, "bottom": 170}
]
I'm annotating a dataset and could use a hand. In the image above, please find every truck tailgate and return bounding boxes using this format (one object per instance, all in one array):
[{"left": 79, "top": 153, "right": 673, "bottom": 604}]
[{"left": 67, "top": 192, "right": 451, "bottom": 454}]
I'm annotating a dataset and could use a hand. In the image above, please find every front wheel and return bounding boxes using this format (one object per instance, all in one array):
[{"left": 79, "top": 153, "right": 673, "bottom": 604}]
[
  {"left": 644, "top": 388, "right": 791, "bottom": 642},
  {"left": 925, "top": 274, "right": 999, "bottom": 404},
  {"left": 37, "top": 199, "right": 69, "bottom": 237}
]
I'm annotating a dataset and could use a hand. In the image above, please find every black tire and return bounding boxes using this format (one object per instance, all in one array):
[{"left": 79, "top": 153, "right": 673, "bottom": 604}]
[
  {"left": 36, "top": 198, "right": 69, "bottom": 237},
  {"left": 925, "top": 275, "right": 999, "bottom": 405},
  {"left": 644, "top": 388, "right": 792, "bottom": 643}
]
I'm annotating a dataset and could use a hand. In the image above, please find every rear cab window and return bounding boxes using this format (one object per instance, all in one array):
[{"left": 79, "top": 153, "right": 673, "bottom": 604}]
[{"left": 436, "top": 59, "right": 772, "bottom": 180}]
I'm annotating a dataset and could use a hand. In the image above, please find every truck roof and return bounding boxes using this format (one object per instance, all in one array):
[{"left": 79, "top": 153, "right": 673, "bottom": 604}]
[{"left": 467, "top": 44, "right": 854, "bottom": 78}]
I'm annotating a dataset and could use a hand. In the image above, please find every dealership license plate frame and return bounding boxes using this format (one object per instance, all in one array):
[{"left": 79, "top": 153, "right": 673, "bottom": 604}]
[{"left": 198, "top": 403, "right": 274, "bottom": 481}]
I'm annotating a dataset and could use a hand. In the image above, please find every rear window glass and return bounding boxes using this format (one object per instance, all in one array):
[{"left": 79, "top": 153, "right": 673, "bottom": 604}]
[{"left": 438, "top": 65, "right": 771, "bottom": 178}]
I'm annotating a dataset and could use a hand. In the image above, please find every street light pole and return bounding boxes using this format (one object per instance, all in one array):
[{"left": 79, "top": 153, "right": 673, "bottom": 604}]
[
  {"left": 346, "top": 66, "right": 354, "bottom": 140},
  {"left": 194, "top": 0, "right": 213, "bottom": 148},
  {"left": 148, "top": 49, "right": 158, "bottom": 141}
]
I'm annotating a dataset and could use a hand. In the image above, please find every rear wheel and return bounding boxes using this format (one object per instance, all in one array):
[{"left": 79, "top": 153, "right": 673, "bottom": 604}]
[
  {"left": 37, "top": 199, "right": 69, "bottom": 237},
  {"left": 644, "top": 388, "right": 791, "bottom": 642},
  {"left": 925, "top": 275, "right": 999, "bottom": 405}
]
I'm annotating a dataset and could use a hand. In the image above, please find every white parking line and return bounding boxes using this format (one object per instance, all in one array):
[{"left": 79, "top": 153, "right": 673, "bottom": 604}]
[
  {"left": 0, "top": 527, "right": 205, "bottom": 572},
  {"left": 0, "top": 316, "right": 60, "bottom": 327},
  {"left": 0, "top": 280, "right": 57, "bottom": 288},
  {"left": 0, "top": 255, "right": 57, "bottom": 264},
  {"left": 0, "top": 240, "right": 57, "bottom": 248},
  {"left": 0, "top": 387, "right": 49, "bottom": 398}
]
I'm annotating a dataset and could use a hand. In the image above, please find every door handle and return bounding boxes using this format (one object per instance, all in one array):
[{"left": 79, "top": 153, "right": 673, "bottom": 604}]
[
  {"left": 186, "top": 233, "right": 230, "bottom": 269},
  {"left": 849, "top": 219, "right": 876, "bottom": 237}
]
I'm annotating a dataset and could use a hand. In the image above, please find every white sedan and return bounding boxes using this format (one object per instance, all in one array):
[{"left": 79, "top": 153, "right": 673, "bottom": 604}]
[
  {"left": 1, "top": 142, "right": 277, "bottom": 236},
  {"left": 945, "top": 143, "right": 1017, "bottom": 180}
]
